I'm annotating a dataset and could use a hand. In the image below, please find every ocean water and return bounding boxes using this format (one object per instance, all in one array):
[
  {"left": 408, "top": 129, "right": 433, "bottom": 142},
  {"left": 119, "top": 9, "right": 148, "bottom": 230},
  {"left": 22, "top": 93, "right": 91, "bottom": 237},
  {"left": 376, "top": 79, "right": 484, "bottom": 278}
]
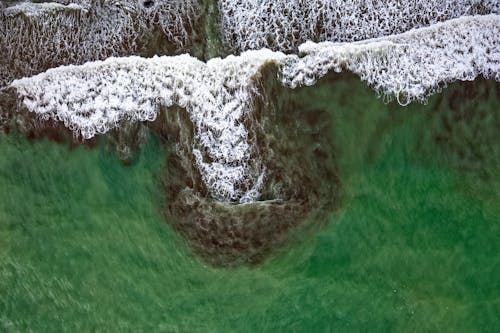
[{"left": 1, "top": 74, "right": 499, "bottom": 331}]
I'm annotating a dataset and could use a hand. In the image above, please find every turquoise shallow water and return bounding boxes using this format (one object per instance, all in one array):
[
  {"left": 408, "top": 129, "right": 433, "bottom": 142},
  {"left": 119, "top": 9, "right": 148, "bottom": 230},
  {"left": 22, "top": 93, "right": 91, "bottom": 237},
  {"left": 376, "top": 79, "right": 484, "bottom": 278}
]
[{"left": 0, "top": 77, "right": 499, "bottom": 331}]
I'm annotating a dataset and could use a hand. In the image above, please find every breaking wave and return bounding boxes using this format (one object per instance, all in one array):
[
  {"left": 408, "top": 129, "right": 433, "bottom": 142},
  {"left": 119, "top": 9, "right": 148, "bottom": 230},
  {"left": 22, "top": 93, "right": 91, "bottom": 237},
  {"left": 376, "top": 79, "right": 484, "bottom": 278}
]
[
  {"left": 6, "top": 15, "right": 499, "bottom": 203},
  {"left": 1, "top": 1, "right": 499, "bottom": 265},
  {"left": 0, "top": 0, "right": 202, "bottom": 86},
  {"left": 219, "top": 0, "right": 499, "bottom": 52}
]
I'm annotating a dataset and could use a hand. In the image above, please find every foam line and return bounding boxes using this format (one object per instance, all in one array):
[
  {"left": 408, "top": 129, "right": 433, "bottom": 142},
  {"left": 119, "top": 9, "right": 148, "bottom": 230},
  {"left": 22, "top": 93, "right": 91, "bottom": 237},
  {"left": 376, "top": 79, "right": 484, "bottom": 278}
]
[
  {"left": 9, "top": 50, "right": 285, "bottom": 202},
  {"left": 219, "top": 0, "right": 499, "bottom": 52},
  {"left": 0, "top": 0, "right": 202, "bottom": 87},
  {"left": 281, "top": 14, "right": 500, "bottom": 104},
  {"left": 6, "top": 15, "right": 500, "bottom": 202}
]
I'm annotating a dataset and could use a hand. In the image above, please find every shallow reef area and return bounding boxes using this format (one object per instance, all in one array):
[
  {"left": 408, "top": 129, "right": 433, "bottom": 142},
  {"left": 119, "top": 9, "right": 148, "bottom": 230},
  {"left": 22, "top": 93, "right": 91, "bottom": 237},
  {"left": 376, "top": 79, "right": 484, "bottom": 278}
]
[
  {"left": 1, "top": 76, "right": 499, "bottom": 331},
  {"left": 0, "top": 1, "right": 500, "bottom": 330},
  {"left": 1, "top": 0, "right": 499, "bottom": 266}
]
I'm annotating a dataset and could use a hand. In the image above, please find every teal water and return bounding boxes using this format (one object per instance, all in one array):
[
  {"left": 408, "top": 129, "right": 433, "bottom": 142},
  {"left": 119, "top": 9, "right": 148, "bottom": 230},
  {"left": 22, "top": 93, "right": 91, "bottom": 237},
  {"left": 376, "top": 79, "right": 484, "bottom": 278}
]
[{"left": 0, "top": 77, "right": 499, "bottom": 331}]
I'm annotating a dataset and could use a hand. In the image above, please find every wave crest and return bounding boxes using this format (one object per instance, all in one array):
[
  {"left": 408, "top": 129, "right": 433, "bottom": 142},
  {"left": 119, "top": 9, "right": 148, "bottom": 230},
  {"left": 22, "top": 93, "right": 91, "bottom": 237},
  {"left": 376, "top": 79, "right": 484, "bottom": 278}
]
[
  {"left": 219, "top": 0, "right": 499, "bottom": 52},
  {"left": 0, "top": 0, "right": 202, "bottom": 87},
  {"left": 6, "top": 15, "right": 499, "bottom": 202}
]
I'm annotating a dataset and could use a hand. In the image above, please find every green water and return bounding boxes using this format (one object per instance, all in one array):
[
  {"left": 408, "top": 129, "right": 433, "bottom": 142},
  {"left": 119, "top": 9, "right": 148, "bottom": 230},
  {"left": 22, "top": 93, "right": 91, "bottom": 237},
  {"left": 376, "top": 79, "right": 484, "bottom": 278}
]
[{"left": 1, "top": 77, "right": 499, "bottom": 332}]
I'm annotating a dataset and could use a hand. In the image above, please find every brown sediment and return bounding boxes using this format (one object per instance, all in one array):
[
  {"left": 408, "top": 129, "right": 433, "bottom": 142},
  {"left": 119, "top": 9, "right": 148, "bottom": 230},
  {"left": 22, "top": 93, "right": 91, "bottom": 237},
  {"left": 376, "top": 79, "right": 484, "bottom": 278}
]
[
  {"left": 153, "top": 65, "right": 341, "bottom": 266},
  {"left": 0, "top": 0, "right": 206, "bottom": 87},
  {"left": 429, "top": 79, "right": 500, "bottom": 174},
  {"left": 1, "top": 63, "right": 342, "bottom": 266},
  {"left": 0, "top": 87, "right": 98, "bottom": 148}
]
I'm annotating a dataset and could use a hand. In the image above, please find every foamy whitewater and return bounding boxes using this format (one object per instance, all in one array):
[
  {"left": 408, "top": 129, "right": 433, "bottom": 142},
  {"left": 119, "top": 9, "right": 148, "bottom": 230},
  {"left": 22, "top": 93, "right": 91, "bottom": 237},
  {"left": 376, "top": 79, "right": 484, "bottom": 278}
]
[
  {"left": 0, "top": 0, "right": 201, "bottom": 86},
  {"left": 2, "top": 0, "right": 499, "bottom": 87},
  {"left": 6, "top": 14, "right": 500, "bottom": 202},
  {"left": 1, "top": 0, "right": 500, "bottom": 264},
  {"left": 219, "top": 0, "right": 500, "bottom": 52}
]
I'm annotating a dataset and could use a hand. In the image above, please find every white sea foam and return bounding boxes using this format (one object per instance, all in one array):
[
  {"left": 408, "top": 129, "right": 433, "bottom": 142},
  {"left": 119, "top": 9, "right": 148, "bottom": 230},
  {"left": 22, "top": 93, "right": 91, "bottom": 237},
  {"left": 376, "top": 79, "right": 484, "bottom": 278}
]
[
  {"left": 10, "top": 50, "right": 286, "bottom": 202},
  {"left": 2, "top": 2, "right": 86, "bottom": 16},
  {"left": 6, "top": 15, "right": 500, "bottom": 202},
  {"left": 3, "top": 0, "right": 499, "bottom": 87},
  {"left": 0, "top": 0, "right": 201, "bottom": 87},
  {"left": 219, "top": 0, "right": 500, "bottom": 52},
  {"left": 280, "top": 14, "right": 500, "bottom": 104}
]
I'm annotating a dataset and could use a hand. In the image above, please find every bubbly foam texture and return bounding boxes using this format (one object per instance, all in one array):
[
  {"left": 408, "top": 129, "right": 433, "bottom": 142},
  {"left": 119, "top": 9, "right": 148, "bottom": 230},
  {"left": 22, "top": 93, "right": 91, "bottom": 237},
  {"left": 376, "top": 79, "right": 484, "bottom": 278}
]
[
  {"left": 2, "top": 1, "right": 86, "bottom": 16},
  {"left": 219, "top": 0, "right": 499, "bottom": 53},
  {"left": 8, "top": 15, "right": 500, "bottom": 202},
  {"left": 281, "top": 14, "right": 500, "bottom": 104},
  {"left": 10, "top": 51, "right": 286, "bottom": 202},
  {"left": 0, "top": 0, "right": 201, "bottom": 87}
]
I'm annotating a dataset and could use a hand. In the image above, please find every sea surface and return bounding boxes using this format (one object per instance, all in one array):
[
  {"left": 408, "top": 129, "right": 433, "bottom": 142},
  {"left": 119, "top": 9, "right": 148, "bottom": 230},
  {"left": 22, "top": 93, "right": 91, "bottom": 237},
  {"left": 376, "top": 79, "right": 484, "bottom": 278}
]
[{"left": 1, "top": 75, "right": 499, "bottom": 331}]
